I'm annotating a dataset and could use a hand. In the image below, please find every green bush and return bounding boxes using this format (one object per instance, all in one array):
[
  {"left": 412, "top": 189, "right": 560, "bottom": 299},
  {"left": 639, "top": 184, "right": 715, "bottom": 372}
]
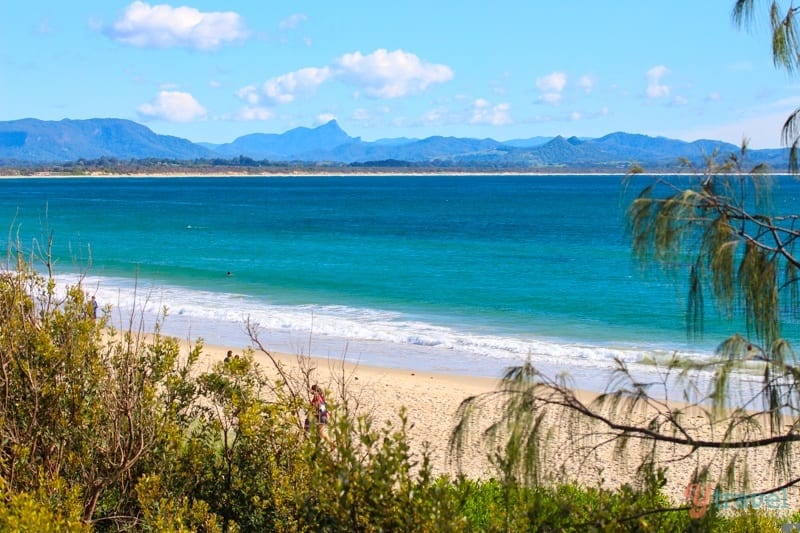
[{"left": 709, "top": 508, "right": 795, "bottom": 533}]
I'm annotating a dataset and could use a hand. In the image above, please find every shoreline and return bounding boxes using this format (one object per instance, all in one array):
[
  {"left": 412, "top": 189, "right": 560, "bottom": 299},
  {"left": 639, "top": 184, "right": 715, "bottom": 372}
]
[
  {"left": 7, "top": 170, "right": 796, "bottom": 179},
  {"left": 4, "top": 171, "right": 653, "bottom": 179}
]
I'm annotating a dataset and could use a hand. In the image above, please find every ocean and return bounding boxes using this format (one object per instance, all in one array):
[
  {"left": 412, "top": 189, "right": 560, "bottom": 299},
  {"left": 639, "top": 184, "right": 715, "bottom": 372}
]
[{"left": 2, "top": 174, "right": 797, "bottom": 392}]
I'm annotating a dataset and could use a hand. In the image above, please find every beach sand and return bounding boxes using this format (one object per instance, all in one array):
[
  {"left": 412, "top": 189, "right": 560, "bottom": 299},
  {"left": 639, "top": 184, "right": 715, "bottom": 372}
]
[{"left": 199, "top": 340, "right": 800, "bottom": 512}]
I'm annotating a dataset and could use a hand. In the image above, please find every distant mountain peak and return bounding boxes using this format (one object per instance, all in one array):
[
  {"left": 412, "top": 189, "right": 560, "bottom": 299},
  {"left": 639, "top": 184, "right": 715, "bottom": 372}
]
[
  {"left": 544, "top": 135, "right": 569, "bottom": 146},
  {"left": 318, "top": 119, "right": 342, "bottom": 130},
  {"left": 212, "top": 119, "right": 357, "bottom": 160}
]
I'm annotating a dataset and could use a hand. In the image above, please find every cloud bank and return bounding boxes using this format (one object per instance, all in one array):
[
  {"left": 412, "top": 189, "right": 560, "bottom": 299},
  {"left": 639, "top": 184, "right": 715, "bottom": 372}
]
[
  {"left": 138, "top": 90, "right": 207, "bottom": 122},
  {"left": 237, "top": 49, "right": 454, "bottom": 113}
]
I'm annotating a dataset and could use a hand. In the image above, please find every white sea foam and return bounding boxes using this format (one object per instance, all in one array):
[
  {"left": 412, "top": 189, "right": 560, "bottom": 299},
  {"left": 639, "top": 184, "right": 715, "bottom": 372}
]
[{"left": 56, "top": 273, "right": 718, "bottom": 389}]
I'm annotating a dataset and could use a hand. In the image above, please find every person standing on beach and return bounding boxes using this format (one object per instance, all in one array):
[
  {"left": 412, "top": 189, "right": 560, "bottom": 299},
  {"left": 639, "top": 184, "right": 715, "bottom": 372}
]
[
  {"left": 305, "top": 384, "right": 331, "bottom": 444},
  {"left": 90, "top": 296, "right": 98, "bottom": 320}
]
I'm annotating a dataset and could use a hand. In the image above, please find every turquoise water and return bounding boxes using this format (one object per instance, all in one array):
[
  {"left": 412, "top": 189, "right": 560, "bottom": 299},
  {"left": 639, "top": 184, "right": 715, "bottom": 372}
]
[{"left": 2, "top": 174, "right": 796, "bottom": 388}]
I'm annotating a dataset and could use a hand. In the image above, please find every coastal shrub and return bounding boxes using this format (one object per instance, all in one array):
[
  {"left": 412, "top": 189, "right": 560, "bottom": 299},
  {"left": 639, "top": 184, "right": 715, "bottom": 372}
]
[
  {"left": 0, "top": 477, "right": 87, "bottom": 532},
  {"left": 135, "top": 474, "right": 222, "bottom": 533},
  {"left": 0, "top": 254, "right": 202, "bottom": 528},
  {"left": 0, "top": 493, "right": 87, "bottom": 533},
  {"left": 514, "top": 483, "right": 694, "bottom": 532},
  {"left": 181, "top": 355, "right": 310, "bottom": 532},
  {"left": 449, "top": 478, "right": 506, "bottom": 530},
  {"left": 708, "top": 508, "right": 791, "bottom": 532},
  {"left": 291, "top": 409, "right": 463, "bottom": 532},
  {"left": 438, "top": 477, "right": 702, "bottom": 532}
]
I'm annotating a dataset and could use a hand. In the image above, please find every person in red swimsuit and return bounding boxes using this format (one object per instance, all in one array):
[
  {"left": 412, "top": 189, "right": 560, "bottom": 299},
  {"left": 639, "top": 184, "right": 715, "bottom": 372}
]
[{"left": 305, "top": 384, "right": 331, "bottom": 444}]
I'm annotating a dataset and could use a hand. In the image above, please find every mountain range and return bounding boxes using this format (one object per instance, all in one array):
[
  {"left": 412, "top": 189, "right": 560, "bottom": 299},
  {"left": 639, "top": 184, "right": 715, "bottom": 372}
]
[{"left": 0, "top": 117, "right": 790, "bottom": 171}]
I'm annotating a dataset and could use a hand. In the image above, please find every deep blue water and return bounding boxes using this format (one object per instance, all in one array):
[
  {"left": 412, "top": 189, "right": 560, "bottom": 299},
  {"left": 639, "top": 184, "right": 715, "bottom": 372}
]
[{"left": 2, "top": 174, "right": 796, "bottom": 388}]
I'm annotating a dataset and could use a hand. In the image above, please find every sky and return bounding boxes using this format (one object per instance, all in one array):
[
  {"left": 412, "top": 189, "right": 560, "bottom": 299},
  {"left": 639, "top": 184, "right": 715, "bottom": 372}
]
[{"left": 3, "top": 1, "right": 800, "bottom": 148}]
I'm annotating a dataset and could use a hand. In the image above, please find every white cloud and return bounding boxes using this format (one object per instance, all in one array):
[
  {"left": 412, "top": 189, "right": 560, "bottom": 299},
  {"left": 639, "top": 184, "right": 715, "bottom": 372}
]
[
  {"left": 470, "top": 99, "right": 512, "bottom": 125},
  {"left": 236, "top": 85, "right": 261, "bottom": 105},
  {"left": 334, "top": 49, "right": 454, "bottom": 98},
  {"left": 138, "top": 90, "right": 206, "bottom": 122},
  {"left": 420, "top": 108, "right": 447, "bottom": 125},
  {"left": 261, "top": 67, "right": 332, "bottom": 104},
  {"left": 352, "top": 108, "right": 371, "bottom": 121},
  {"left": 578, "top": 75, "right": 594, "bottom": 94},
  {"left": 279, "top": 13, "right": 308, "bottom": 30},
  {"left": 536, "top": 72, "right": 567, "bottom": 105},
  {"left": 106, "top": 1, "right": 247, "bottom": 51},
  {"left": 315, "top": 113, "right": 337, "bottom": 125},
  {"left": 237, "top": 106, "right": 273, "bottom": 121},
  {"left": 538, "top": 93, "right": 563, "bottom": 105},
  {"left": 538, "top": 106, "right": 609, "bottom": 125},
  {"left": 537, "top": 72, "right": 567, "bottom": 92},
  {"left": 232, "top": 49, "right": 453, "bottom": 126},
  {"left": 646, "top": 65, "right": 670, "bottom": 98}
]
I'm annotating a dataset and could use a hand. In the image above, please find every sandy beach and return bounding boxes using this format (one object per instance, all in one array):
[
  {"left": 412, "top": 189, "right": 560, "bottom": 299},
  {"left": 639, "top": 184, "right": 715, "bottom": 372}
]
[{"left": 196, "top": 340, "right": 800, "bottom": 512}]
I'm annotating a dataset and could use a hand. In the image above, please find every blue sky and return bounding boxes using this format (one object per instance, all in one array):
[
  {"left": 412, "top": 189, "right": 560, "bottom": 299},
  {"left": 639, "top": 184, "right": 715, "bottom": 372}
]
[{"left": 3, "top": 1, "right": 799, "bottom": 148}]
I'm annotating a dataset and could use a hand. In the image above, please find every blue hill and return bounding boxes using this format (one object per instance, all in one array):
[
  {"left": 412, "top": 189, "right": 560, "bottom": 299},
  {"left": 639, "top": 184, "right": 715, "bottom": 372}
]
[
  {"left": 0, "top": 117, "right": 790, "bottom": 171},
  {"left": 0, "top": 118, "right": 210, "bottom": 163}
]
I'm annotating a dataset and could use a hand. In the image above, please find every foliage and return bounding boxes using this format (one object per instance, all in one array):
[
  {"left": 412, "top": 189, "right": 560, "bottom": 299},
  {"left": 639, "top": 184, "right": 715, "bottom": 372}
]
[
  {"left": 289, "top": 409, "right": 462, "bottom": 532},
  {"left": 0, "top": 476, "right": 87, "bottom": 532},
  {"left": 625, "top": 150, "right": 781, "bottom": 344},
  {"left": 734, "top": 0, "right": 800, "bottom": 171},
  {"left": 0, "top": 245, "right": 201, "bottom": 527},
  {"left": 708, "top": 508, "right": 798, "bottom": 533},
  {"left": 0, "top": 233, "right": 794, "bottom": 531}
]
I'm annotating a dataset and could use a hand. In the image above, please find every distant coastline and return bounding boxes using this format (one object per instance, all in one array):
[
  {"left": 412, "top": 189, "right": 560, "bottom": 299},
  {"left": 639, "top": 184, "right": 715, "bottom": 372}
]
[
  {"left": 1, "top": 169, "right": 790, "bottom": 179},
  {"left": 0, "top": 171, "right": 674, "bottom": 179},
  {"left": 0, "top": 163, "right": 640, "bottom": 178},
  {"left": 0, "top": 164, "right": 691, "bottom": 178}
]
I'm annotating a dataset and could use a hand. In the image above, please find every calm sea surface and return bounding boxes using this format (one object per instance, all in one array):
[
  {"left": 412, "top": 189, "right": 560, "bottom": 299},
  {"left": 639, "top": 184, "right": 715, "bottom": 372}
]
[{"left": 2, "top": 174, "right": 798, "bottom": 390}]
